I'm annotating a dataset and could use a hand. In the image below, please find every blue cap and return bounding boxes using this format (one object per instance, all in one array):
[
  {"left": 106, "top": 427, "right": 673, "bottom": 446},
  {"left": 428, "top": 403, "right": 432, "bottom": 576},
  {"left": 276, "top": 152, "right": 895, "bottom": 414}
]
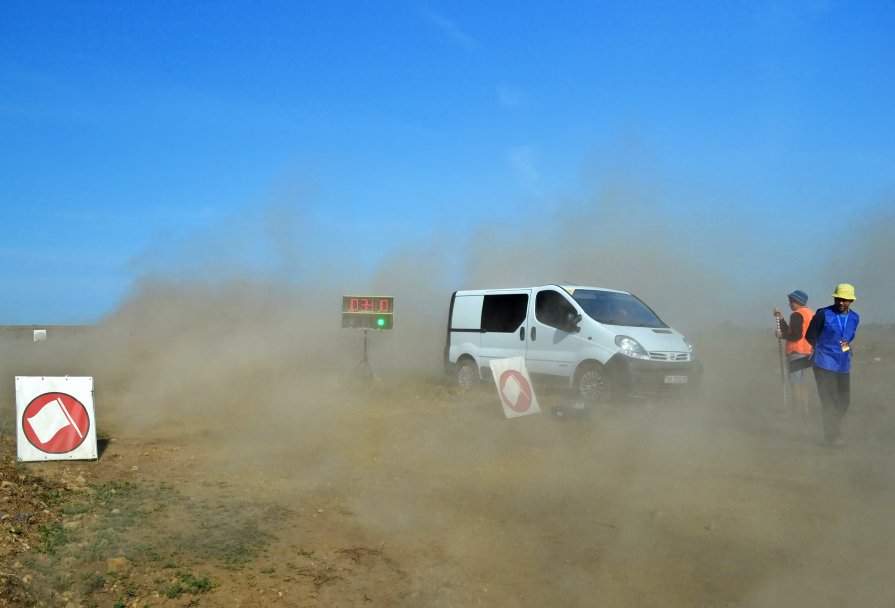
[{"left": 787, "top": 290, "right": 808, "bottom": 305}]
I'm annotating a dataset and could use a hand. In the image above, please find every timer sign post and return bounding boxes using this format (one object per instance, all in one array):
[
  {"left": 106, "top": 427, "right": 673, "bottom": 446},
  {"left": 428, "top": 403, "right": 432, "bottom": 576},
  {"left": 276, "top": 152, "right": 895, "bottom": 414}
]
[{"left": 341, "top": 296, "right": 395, "bottom": 381}]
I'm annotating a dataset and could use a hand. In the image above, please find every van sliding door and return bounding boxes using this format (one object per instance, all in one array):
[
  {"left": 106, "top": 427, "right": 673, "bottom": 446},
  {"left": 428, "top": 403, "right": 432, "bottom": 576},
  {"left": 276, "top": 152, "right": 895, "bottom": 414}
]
[{"left": 479, "top": 292, "right": 530, "bottom": 369}]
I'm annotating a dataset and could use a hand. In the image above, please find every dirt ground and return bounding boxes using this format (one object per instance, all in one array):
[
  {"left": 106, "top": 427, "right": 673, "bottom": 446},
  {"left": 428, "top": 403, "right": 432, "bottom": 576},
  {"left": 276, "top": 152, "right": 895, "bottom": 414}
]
[{"left": 2, "top": 323, "right": 895, "bottom": 607}]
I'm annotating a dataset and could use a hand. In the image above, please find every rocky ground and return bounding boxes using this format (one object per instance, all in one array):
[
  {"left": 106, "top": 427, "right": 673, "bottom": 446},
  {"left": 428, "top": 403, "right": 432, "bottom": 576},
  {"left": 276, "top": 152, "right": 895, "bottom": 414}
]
[{"left": 2, "top": 326, "right": 895, "bottom": 607}]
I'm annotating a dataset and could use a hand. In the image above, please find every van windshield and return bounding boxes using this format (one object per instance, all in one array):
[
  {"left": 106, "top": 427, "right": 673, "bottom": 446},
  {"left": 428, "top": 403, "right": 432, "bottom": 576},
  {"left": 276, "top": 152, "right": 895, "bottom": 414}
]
[{"left": 571, "top": 290, "right": 667, "bottom": 328}]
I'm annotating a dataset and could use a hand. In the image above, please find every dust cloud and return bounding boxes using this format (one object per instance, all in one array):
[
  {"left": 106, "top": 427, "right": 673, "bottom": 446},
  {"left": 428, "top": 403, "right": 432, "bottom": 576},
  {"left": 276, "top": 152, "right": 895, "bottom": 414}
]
[{"left": 1, "top": 184, "right": 894, "bottom": 606}]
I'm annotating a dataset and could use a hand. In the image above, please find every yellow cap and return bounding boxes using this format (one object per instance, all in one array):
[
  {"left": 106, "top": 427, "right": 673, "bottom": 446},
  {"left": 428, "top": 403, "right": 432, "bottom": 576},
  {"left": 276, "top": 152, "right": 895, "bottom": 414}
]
[{"left": 832, "top": 283, "right": 856, "bottom": 301}]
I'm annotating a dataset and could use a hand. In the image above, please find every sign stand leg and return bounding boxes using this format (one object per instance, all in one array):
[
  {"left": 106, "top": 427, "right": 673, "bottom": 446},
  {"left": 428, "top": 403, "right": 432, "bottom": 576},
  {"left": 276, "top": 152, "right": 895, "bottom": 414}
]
[{"left": 352, "top": 329, "right": 378, "bottom": 382}]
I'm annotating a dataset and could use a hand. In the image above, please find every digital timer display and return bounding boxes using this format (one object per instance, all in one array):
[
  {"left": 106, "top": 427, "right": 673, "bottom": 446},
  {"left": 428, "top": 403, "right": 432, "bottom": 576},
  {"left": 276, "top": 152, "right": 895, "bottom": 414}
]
[
  {"left": 341, "top": 296, "right": 393, "bottom": 314},
  {"left": 341, "top": 295, "right": 395, "bottom": 330}
]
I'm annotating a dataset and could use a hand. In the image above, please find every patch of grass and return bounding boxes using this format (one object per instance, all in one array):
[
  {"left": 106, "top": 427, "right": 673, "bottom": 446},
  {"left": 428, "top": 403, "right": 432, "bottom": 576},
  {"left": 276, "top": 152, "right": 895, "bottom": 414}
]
[
  {"left": 187, "top": 515, "right": 272, "bottom": 569},
  {"left": 86, "top": 529, "right": 112, "bottom": 560},
  {"left": 43, "top": 488, "right": 67, "bottom": 508},
  {"left": 129, "top": 544, "right": 162, "bottom": 563},
  {"left": 160, "top": 570, "right": 215, "bottom": 598},
  {"left": 5, "top": 463, "right": 288, "bottom": 607},
  {"left": 84, "top": 573, "right": 106, "bottom": 592},
  {"left": 47, "top": 568, "right": 73, "bottom": 592},
  {"left": 61, "top": 502, "right": 90, "bottom": 515},
  {"left": 94, "top": 480, "right": 137, "bottom": 503},
  {"left": 78, "top": 481, "right": 182, "bottom": 561},
  {"left": 38, "top": 521, "right": 68, "bottom": 555},
  {"left": 146, "top": 483, "right": 177, "bottom": 511}
]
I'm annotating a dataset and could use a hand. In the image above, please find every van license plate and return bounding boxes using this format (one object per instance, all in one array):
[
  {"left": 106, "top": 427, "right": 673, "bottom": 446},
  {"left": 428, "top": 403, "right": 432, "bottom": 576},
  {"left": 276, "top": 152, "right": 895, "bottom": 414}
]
[{"left": 664, "top": 375, "right": 688, "bottom": 384}]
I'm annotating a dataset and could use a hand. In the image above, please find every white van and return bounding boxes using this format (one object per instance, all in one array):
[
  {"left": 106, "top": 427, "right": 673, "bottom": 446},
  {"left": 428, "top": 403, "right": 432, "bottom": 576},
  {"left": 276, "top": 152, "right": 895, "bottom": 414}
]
[{"left": 444, "top": 284, "right": 701, "bottom": 401}]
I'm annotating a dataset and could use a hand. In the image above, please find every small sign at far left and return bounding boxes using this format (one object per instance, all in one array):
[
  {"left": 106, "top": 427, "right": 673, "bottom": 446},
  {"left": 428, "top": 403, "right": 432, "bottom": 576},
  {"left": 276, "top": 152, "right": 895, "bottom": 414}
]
[{"left": 15, "top": 376, "right": 97, "bottom": 462}]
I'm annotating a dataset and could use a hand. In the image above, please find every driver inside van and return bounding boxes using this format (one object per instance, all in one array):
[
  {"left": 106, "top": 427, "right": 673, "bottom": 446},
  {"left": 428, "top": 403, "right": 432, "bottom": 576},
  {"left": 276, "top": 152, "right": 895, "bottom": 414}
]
[
  {"left": 536, "top": 299, "right": 558, "bottom": 326},
  {"left": 613, "top": 304, "right": 632, "bottom": 324}
]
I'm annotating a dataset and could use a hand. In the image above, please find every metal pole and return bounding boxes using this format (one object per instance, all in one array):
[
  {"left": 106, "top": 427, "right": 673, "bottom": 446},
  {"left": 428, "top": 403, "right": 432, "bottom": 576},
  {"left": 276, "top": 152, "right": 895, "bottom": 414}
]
[
  {"left": 775, "top": 315, "right": 789, "bottom": 410},
  {"left": 362, "top": 329, "right": 377, "bottom": 381},
  {"left": 363, "top": 329, "right": 369, "bottom": 370}
]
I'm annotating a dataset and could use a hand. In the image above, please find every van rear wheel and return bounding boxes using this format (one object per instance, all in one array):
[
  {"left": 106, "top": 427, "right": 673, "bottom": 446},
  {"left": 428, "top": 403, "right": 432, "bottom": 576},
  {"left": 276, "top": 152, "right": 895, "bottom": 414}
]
[
  {"left": 456, "top": 357, "right": 479, "bottom": 391},
  {"left": 576, "top": 363, "right": 610, "bottom": 403}
]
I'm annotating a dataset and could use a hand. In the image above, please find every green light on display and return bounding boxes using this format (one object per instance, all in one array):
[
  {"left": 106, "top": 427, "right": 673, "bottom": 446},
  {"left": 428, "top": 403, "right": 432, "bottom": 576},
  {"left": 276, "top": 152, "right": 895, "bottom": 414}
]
[{"left": 377, "top": 317, "right": 386, "bottom": 328}]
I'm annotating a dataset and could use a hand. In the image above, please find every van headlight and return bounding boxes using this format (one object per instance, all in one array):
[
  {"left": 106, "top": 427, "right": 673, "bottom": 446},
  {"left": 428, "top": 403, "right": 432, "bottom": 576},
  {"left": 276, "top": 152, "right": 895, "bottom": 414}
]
[
  {"left": 682, "top": 338, "right": 694, "bottom": 354},
  {"left": 615, "top": 335, "right": 650, "bottom": 360}
]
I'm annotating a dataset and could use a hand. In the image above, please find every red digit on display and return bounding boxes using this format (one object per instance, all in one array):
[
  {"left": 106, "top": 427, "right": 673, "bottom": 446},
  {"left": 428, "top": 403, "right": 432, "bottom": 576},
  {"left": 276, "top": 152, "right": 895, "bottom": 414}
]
[
  {"left": 379, "top": 299, "right": 389, "bottom": 312},
  {"left": 363, "top": 299, "right": 374, "bottom": 311},
  {"left": 350, "top": 298, "right": 360, "bottom": 312}
]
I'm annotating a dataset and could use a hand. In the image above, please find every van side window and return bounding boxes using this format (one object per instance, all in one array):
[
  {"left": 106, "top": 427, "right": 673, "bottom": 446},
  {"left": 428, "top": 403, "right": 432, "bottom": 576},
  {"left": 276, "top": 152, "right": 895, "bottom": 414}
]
[
  {"left": 481, "top": 294, "right": 528, "bottom": 332},
  {"left": 535, "top": 291, "right": 576, "bottom": 330}
]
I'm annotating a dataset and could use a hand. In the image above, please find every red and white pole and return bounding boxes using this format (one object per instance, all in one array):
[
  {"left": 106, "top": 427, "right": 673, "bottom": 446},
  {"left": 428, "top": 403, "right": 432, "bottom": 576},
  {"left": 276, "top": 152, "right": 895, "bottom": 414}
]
[{"left": 775, "top": 315, "right": 789, "bottom": 410}]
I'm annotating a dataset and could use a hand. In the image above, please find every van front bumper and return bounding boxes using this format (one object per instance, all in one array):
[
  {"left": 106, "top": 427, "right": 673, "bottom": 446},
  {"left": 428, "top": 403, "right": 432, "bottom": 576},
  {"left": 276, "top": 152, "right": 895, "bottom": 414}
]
[{"left": 605, "top": 353, "right": 703, "bottom": 396}]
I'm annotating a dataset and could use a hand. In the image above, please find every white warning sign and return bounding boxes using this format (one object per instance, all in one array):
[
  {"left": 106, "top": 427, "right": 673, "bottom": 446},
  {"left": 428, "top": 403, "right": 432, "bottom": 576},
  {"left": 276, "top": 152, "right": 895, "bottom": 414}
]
[
  {"left": 489, "top": 357, "right": 541, "bottom": 419},
  {"left": 15, "top": 376, "right": 98, "bottom": 462}
]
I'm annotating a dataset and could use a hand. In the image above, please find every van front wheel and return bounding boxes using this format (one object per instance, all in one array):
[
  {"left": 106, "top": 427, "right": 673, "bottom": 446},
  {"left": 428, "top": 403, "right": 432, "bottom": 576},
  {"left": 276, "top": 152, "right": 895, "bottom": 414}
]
[
  {"left": 576, "top": 363, "right": 611, "bottom": 403},
  {"left": 456, "top": 357, "right": 479, "bottom": 391}
]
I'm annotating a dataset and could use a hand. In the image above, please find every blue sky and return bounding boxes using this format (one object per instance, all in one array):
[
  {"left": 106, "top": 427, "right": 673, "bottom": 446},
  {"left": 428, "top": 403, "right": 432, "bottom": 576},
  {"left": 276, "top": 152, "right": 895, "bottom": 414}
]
[{"left": 2, "top": 1, "right": 894, "bottom": 325}]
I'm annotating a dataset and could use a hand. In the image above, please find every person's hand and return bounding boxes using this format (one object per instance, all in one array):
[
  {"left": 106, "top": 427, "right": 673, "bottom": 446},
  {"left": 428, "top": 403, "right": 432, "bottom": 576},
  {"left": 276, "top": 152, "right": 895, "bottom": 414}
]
[{"left": 773, "top": 307, "right": 782, "bottom": 319}]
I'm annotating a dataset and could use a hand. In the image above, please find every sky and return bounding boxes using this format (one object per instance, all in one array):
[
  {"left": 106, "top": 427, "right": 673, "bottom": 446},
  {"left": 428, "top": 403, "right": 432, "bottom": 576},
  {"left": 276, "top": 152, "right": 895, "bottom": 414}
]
[{"left": 2, "top": 1, "right": 894, "bottom": 326}]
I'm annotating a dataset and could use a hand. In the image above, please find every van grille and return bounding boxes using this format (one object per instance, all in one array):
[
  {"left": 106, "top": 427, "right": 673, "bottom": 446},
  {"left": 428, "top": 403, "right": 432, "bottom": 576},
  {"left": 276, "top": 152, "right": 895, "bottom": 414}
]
[{"left": 648, "top": 351, "right": 690, "bottom": 362}]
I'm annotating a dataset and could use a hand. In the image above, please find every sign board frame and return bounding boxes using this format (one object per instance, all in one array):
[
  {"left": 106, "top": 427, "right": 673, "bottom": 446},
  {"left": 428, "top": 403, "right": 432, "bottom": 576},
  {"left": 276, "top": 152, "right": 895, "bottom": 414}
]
[
  {"left": 489, "top": 357, "right": 541, "bottom": 418},
  {"left": 341, "top": 295, "right": 395, "bottom": 330},
  {"left": 15, "top": 376, "right": 98, "bottom": 461}
]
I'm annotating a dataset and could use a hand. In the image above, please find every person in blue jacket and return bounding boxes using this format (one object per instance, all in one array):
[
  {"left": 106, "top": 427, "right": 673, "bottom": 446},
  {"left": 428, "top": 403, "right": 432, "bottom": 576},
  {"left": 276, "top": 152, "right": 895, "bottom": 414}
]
[{"left": 805, "top": 283, "right": 860, "bottom": 446}]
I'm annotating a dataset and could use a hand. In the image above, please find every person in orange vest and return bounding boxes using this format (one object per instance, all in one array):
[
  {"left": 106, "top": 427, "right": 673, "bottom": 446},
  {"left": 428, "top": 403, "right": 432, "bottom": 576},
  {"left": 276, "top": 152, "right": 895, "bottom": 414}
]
[{"left": 773, "top": 289, "right": 813, "bottom": 414}]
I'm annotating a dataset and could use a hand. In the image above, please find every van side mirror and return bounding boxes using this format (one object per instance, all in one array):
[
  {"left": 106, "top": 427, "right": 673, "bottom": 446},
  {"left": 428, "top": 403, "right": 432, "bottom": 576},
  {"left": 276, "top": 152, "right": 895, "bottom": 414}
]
[{"left": 566, "top": 312, "right": 582, "bottom": 333}]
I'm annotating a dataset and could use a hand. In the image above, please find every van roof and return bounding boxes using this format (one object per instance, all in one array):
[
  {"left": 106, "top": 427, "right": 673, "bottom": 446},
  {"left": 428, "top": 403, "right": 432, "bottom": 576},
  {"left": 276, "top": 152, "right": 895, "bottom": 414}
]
[
  {"left": 560, "top": 285, "right": 629, "bottom": 295},
  {"left": 454, "top": 284, "right": 631, "bottom": 296}
]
